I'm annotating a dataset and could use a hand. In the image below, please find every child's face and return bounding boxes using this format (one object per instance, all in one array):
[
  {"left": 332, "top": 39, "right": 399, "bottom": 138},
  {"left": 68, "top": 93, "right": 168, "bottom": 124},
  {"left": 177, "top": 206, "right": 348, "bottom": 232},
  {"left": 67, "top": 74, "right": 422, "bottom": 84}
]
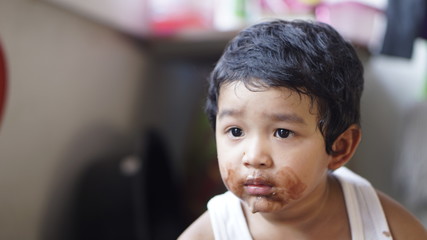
[{"left": 215, "top": 81, "right": 333, "bottom": 214}]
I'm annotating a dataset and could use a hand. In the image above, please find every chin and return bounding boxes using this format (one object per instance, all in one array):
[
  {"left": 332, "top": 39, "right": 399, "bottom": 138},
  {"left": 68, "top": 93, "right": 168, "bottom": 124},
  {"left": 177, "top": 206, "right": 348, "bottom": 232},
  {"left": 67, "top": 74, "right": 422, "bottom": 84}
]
[{"left": 243, "top": 195, "right": 288, "bottom": 214}]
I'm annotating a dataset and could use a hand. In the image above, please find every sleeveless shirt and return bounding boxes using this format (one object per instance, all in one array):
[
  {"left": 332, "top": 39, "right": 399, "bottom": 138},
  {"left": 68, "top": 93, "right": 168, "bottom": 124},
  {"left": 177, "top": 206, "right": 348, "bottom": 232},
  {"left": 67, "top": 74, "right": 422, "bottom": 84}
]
[{"left": 207, "top": 167, "right": 392, "bottom": 240}]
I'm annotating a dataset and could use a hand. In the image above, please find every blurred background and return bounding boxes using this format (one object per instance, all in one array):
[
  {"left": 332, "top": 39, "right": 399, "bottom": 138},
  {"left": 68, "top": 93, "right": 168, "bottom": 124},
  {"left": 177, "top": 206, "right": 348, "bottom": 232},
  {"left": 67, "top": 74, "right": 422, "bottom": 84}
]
[{"left": 0, "top": 0, "right": 426, "bottom": 239}]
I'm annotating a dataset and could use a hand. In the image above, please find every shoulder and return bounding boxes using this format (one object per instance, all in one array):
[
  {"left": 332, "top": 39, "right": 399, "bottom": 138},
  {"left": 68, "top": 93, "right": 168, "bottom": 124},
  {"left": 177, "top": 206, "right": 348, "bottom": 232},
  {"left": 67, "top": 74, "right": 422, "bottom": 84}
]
[
  {"left": 178, "top": 211, "right": 215, "bottom": 240},
  {"left": 377, "top": 190, "right": 427, "bottom": 240}
]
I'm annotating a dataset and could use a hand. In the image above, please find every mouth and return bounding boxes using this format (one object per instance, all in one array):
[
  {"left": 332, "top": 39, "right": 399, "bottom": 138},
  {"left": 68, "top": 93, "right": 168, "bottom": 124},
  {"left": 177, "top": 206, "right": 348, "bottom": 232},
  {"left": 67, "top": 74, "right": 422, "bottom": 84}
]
[{"left": 244, "top": 177, "right": 274, "bottom": 196}]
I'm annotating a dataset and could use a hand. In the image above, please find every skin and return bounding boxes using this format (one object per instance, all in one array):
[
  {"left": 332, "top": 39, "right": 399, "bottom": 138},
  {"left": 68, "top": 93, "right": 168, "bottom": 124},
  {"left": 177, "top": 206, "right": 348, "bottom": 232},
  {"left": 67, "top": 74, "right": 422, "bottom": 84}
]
[{"left": 178, "top": 81, "right": 427, "bottom": 239}]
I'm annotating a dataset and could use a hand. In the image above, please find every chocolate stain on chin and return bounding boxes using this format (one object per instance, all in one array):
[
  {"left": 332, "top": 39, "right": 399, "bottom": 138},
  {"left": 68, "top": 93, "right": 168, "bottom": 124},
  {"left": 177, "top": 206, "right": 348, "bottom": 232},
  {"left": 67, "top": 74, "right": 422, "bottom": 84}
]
[{"left": 248, "top": 166, "right": 307, "bottom": 213}]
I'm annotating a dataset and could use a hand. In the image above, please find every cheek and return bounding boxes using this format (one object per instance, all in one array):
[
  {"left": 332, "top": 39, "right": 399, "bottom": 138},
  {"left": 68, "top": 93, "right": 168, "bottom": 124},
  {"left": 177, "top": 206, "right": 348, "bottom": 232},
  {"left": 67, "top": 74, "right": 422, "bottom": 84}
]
[
  {"left": 219, "top": 161, "right": 244, "bottom": 197},
  {"left": 217, "top": 138, "right": 243, "bottom": 194},
  {"left": 275, "top": 166, "right": 307, "bottom": 201}
]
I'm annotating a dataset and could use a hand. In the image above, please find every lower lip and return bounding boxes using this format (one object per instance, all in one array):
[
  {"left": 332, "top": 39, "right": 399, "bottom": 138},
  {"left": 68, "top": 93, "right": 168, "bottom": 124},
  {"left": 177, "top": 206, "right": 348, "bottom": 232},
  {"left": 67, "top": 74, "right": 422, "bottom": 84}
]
[{"left": 244, "top": 185, "right": 273, "bottom": 195}]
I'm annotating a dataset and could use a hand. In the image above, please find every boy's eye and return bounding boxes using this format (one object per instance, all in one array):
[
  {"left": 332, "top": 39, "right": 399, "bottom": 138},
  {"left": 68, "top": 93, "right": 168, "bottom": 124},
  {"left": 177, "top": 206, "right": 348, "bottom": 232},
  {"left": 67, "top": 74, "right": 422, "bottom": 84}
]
[
  {"left": 274, "top": 128, "right": 292, "bottom": 138},
  {"left": 228, "top": 127, "right": 243, "bottom": 137}
]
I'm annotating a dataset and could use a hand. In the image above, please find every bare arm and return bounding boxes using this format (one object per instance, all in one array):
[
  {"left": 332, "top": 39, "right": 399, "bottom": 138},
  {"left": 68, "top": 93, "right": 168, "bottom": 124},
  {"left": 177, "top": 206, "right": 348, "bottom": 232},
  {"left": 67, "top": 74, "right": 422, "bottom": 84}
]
[
  {"left": 178, "top": 211, "right": 215, "bottom": 240},
  {"left": 377, "top": 191, "right": 427, "bottom": 240}
]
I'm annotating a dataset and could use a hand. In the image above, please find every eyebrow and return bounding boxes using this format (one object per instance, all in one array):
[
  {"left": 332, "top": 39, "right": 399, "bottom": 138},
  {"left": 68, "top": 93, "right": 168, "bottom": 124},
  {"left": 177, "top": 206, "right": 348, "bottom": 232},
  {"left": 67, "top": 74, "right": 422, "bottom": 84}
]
[
  {"left": 268, "top": 113, "right": 306, "bottom": 125},
  {"left": 217, "top": 109, "right": 242, "bottom": 119},
  {"left": 218, "top": 109, "right": 306, "bottom": 125}
]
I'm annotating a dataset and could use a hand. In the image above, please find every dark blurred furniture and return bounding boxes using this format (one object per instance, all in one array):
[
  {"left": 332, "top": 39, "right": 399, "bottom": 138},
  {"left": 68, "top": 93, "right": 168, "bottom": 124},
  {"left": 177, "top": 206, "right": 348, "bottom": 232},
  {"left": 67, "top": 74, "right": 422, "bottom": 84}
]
[{"left": 72, "top": 129, "right": 183, "bottom": 240}]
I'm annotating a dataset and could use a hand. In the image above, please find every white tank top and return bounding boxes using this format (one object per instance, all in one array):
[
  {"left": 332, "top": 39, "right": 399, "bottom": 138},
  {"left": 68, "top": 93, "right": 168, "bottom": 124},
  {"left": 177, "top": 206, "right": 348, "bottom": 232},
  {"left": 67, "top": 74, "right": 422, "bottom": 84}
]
[{"left": 207, "top": 167, "right": 393, "bottom": 240}]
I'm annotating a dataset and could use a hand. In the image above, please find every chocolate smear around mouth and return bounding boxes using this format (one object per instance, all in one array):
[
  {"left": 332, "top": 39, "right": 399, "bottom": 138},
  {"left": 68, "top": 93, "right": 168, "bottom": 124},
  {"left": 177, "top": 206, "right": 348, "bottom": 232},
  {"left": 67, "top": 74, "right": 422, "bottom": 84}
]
[
  {"left": 277, "top": 166, "right": 307, "bottom": 201},
  {"left": 223, "top": 165, "right": 307, "bottom": 213}
]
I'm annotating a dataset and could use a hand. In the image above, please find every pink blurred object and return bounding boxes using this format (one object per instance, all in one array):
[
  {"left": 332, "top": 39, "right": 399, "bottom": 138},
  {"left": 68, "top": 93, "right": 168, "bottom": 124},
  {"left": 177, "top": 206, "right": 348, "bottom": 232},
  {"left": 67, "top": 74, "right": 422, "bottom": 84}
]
[
  {"left": 260, "top": 0, "right": 315, "bottom": 14},
  {"left": 315, "top": 1, "right": 386, "bottom": 50},
  {"left": 147, "top": 0, "right": 212, "bottom": 36},
  {"left": 150, "top": 12, "right": 208, "bottom": 36},
  {"left": 284, "top": 0, "right": 316, "bottom": 13}
]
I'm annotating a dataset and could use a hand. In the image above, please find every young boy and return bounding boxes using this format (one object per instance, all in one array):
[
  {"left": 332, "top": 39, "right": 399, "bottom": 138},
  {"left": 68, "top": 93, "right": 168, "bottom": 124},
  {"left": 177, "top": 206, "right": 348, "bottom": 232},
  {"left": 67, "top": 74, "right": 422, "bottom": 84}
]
[{"left": 179, "top": 20, "right": 427, "bottom": 239}]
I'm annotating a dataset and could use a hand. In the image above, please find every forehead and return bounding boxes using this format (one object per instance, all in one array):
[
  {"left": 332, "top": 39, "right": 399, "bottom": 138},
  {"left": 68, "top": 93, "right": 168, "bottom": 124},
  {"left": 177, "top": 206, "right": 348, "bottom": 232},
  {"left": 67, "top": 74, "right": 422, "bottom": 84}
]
[{"left": 217, "top": 81, "right": 319, "bottom": 122}]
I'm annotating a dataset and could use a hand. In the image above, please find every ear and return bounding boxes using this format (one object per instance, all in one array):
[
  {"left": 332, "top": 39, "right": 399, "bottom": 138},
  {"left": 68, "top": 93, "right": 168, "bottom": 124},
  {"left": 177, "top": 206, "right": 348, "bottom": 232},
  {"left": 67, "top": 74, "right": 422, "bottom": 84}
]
[{"left": 328, "top": 124, "right": 362, "bottom": 170}]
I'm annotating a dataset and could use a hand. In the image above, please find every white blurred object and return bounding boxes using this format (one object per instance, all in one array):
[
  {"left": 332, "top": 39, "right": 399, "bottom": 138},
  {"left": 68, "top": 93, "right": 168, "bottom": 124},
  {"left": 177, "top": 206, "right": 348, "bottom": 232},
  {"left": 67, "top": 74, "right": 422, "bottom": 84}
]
[
  {"left": 120, "top": 155, "right": 141, "bottom": 176},
  {"left": 213, "top": 0, "right": 247, "bottom": 31}
]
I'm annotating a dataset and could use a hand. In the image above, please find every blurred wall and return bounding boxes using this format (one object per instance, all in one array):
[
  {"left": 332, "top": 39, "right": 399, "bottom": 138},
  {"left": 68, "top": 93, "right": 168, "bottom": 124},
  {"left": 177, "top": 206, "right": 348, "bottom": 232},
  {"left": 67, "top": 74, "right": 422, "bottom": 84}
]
[
  {"left": 0, "top": 0, "right": 147, "bottom": 239},
  {"left": 353, "top": 40, "right": 427, "bottom": 198}
]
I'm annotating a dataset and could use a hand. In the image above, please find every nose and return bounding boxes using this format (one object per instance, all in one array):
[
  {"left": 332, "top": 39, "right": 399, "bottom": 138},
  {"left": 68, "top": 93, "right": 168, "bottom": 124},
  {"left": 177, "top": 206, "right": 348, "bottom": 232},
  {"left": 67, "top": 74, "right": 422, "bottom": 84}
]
[{"left": 242, "top": 137, "right": 273, "bottom": 169}]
